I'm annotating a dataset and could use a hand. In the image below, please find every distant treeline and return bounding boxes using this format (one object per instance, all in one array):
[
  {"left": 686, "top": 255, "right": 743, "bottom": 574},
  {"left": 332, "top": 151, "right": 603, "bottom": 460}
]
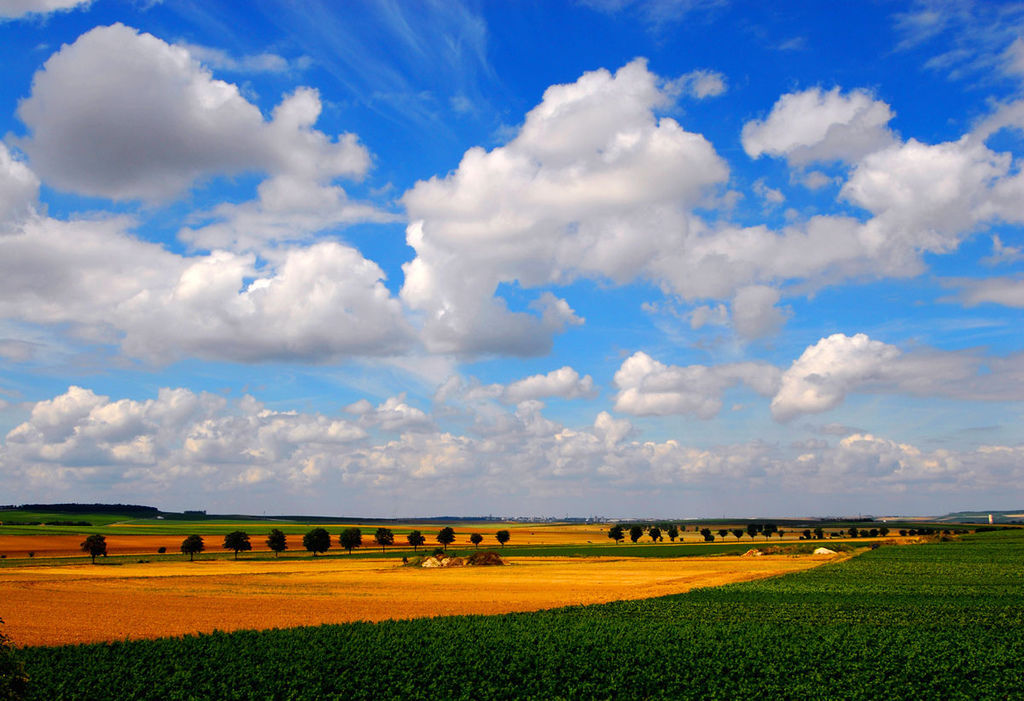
[
  {"left": 0, "top": 503, "right": 159, "bottom": 515},
  {"left": 0, "top": 520, "right": 93, "bottom": 526}
]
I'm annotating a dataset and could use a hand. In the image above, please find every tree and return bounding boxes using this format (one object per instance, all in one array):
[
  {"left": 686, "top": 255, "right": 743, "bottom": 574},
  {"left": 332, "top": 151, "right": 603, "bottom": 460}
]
[
  {"left": 470, "top": 533, "right": 483, "bottom": 549},
  {"left": 879, "top": 526, "right": 889, "bottom": 537},
  {"left": 407, "top": 530, "right": 425, "bottom": 551},
  {"left": 700, "top": 527, "right": 713, "bottom": 541},
  {"left": 731, "top": 528, "right": 744, "bottom": 540},
  {"left": 666, "top": 525, "right": 679, "bottom": 542},
  {"left": 629, "top": 525, "right": 643, "bottom": 544},
  {"left": 181, "top": 534, "right": 204, "bottom": 561},
  {"left": 814, "top": 527, "right": 824, "bottom": 540},
  {"left": 223, "top": 531, "right": 252, "bottom": 560},
  {"left": 266, "top": 529, "right": 287, "bottom": 557},
  {"left": 81, "top": 534, "right": 106, "bottom": 564},
  {"left": 802, "top": 529, "right": 812, "bottom": 540},
  {"left": 374, "top": 527, "right": 394, "bottom": 553},
  {"left": 0, "top": 618, "right": 28, "bottom": 700},
  {"left": 648, "top": 526, "right": 662, "bottom": 543},
  {"left": 718, "top": 529, "right": 729, "bottom": 540},
  {"left": 303, "top": 528, "right": 331, "bottom": 557},
  {"left": 495, "top": 530, "right": 510, "bottom": 548},
  {"left": 762, "top": 523, "right": 777, "bottom": 539},
  {"left": 848, "top": 526, "right": 860, "bottom": 538},
  {"left": 608, "top": 524, "right": 624, "bottom": 544},
  {"left": 746, "top": 523, "right": 760, "bottom": 540},
  {"left": 340, "top": 527, "right": 363, "bottom": 554},
  {"left": 437, "top": 527, "right": 456, "bottom": 551}
]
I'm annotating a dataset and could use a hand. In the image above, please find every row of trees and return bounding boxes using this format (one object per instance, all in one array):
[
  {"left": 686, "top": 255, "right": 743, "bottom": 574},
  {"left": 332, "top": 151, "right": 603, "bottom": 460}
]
[
  {"left": 81, "top": 523, "right": 947, "bottom": 563},
  {"left": 79, "top": 527, "right": 514, "bottom": 564},
  {"left": 605, "top": 523, "right": 909, "bottom": 544},
  {"left": 177, "top": 527, "right": 512, "bottom": 561},
  {"left": 607, "top": 523, "right": 793, "bottom": 544}
]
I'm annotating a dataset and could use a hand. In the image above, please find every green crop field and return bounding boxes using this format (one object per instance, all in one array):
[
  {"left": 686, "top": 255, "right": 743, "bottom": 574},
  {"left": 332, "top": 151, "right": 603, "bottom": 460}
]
[{"left": 10, "top": 530, "right": 1022, "bottom": 700}]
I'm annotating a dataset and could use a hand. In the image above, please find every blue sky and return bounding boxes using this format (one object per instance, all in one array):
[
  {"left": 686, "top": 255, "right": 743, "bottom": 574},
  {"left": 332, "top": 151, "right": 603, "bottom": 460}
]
[{"left": 1, "top": 0, "right": 1023, "bottom": 518}]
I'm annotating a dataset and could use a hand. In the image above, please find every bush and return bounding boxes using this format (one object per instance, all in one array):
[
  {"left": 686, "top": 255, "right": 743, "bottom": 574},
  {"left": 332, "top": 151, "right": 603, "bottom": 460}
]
[
  {"left": 0, "top": 618, "right": 27, "bottom": 699},
  {"left": 157, "top": 546, "right": 166, "bottom": 554}
]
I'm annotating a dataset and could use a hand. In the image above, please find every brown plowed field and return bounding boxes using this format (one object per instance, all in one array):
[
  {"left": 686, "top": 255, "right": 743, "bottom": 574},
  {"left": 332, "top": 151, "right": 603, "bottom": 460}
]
[
  {"left": 0, "top": 535, "right": 191, "bottom": 558},
  {"left": 0, "top": 554, "right": 836, "bottom": 646}
]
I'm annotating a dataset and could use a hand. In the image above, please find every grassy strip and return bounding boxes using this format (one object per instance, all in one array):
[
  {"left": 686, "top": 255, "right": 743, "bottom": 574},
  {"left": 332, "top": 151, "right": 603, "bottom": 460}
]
[{"left": 13, "top": 532, "right": 1023, "bottom": 700}]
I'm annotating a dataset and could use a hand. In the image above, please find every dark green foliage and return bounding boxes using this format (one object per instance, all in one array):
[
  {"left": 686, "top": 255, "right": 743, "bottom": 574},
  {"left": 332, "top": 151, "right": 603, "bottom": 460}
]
[
  {"left": 470, "top": 533, "right": 483, "bottom": 549},
  {"left": 0, "top": 618, "right": 27, "bottom": 700},
  {"left": 179, "top": 534, "right": 203, "bottom": 561},
  {"left": 607, "top": 524, "right": 624, "bottom": 543},
  {"left": 648, "top": 526, "right": 661, "bottom": 542},
  {"left": 373, "top": 528, "right": 393, "bottom": 553},
  {"left": 406, "top": 530, "right": 425, "bottom": 551},
  {"left": 18, "top": 534, "right": 1024, "bottom": 700},
  {"left": 746, "top": 523, "right": 759, "bottom": 539},
  {"left": 495, "top": 530, "right": 510, "bottom": 548},
  {"left": 629, "top": 525, "right": 643, "bottom": 543},
  {"left": 665, "top": 525, "right": 678, "bottom": 542},
  {"left": 8, "top": 503, "right": 157, "bottom": 516},
  {"left": 265, "top": 529, "right": 287, "bottom": 557},
  {"left": 732, "top": 528, "right": 744, "bottom": 540},
  {"left": 436, "top": 527, "right": 455, "bottom": 551},
  {"left": 717, "top": 529, "right": 728, "bottom": 540},
  {"left": 302, "top": 528, "right": 330, "bottom": 556},
  {"left": 222, "top": 531, "right": 252, "bottom": 560},
  {"left": 80, "top": 534, "right": 106, "bottom": 564},
  {"left": 339, "top": 528, "right": 362, "bottom": 554}
]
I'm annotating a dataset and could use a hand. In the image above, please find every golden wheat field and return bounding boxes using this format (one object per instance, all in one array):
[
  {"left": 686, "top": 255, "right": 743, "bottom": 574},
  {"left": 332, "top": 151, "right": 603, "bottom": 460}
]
[{"left": 0, "top": 554, "right": 835, "bottom": 646}]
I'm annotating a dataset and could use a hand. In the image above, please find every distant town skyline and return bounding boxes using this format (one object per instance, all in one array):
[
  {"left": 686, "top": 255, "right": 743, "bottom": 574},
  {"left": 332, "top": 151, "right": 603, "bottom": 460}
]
[{"left": 1, "top": 1, "right": 1023, "bottom": 517}]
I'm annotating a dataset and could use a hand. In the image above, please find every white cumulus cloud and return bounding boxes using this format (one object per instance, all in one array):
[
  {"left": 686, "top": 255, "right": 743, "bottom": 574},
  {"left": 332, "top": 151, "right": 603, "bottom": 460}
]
[
  {"left": 401, "top": 58, "right": 729, "bottom": 355},
  {"left": 613, "top": 351, "right": 780, "bottom": 418},
  {"left": 0, "top": 0, "right": 88, "bottom": 20},
  {"left": 771, "top": 333, "right": 1024, "bottom": 421},
  {"left": 16, "top": 24, "right": 371, "bottom": 202},
  {"left": 0, "top": 213, "right": 413, "bottom": 363},
  {"left": 503, "top": 366, "right": 597, "bottom": 404},
  {"left": 742, "top": 87, "right": 896, "bottom": 165}
]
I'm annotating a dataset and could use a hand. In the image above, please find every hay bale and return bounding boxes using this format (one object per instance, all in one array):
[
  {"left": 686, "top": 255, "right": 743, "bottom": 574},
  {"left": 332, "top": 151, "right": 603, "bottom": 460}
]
[
  {"left": 441, "top": 556, "right": 464, "bottom": 567},
  {"left": 420, "top": 556, "right": 442, "bottom": 568},
  {"left": 741, "top": 549, "right": 763, "bottom": 557},
  {"left": 813, "top": 547, "right": 837, "bottom": 555},
  {"left": 466, "top": 551, "right": 505, "bottom": 566}
]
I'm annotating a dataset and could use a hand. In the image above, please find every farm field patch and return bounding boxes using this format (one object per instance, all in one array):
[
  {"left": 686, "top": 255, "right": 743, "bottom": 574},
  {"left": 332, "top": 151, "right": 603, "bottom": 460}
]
[
  {"left": 0, "top": 527, "right": 819, "bottom": 559},
  {"left": 0, "top": 554, "right": 828, "bottom": 646},
  {"left": 0, "top": 526, "right": 618, "bottom": 557},
  {"left": 16, "top": 532, "right": 1024, "bottom": 700}
]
